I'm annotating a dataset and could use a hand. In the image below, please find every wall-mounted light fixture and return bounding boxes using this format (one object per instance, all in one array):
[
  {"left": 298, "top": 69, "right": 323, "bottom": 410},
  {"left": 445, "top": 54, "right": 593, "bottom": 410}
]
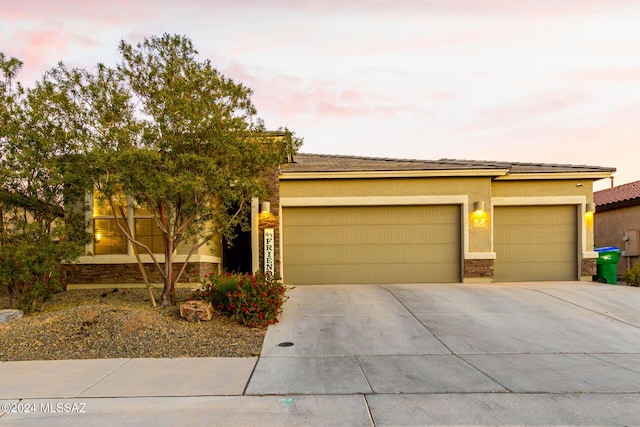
[
  {"left": 471, "top": 201, "right": 489, "bottom": 228},
  {"left": 584, "top": 202, "right": 595, "bottom": 226},
  {"left": 259, "top": 200, "right": 275, "bottom": 225}
]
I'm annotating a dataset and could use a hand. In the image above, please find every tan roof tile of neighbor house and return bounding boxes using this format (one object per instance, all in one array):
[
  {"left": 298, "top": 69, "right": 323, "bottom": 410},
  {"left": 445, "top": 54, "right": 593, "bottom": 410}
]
[
  {"left": 281, "top": 153, "right": 616, "bottom": 175},
  {"left": 594, "top": 180, "right": 640, "bottom": 207}
]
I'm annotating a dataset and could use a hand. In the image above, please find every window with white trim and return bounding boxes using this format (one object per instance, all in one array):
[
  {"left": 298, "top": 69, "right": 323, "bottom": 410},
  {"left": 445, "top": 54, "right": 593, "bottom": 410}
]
[
  {"left": 92, "top": 191, "right": 128, "bottom": 255},
  {"left": 92, "top": 191, "right": 164, "bottom": 255}
]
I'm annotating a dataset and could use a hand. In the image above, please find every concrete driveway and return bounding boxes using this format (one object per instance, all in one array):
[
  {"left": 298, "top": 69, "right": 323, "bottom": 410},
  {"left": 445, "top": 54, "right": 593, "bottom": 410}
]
[
  {"left": 2, "top": 281, "right": 640, "bottom": 426},
  {"left": 247, "top": 281, "right": 640, "bottom": 425}
]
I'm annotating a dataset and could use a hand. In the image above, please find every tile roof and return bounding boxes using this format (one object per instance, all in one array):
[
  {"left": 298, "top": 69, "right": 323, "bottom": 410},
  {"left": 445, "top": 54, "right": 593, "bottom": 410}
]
[
  {"left": 281, "top": 153, "right": 492, "bottom": 172},
  {"left": 594, "top": 180, "right": 640, "bottom": 207},
  {"left": 438, "top": 158, "right": 614, "bottom": 174},
  {"left": 281, "top": 153, "right": 616, "bottom": 175}
]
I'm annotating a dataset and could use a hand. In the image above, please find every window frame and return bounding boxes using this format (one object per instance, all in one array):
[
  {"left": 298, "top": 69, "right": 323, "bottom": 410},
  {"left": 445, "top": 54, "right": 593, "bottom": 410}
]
[{"left": 90, "top": 190, "right": 165, "bottom": 256}]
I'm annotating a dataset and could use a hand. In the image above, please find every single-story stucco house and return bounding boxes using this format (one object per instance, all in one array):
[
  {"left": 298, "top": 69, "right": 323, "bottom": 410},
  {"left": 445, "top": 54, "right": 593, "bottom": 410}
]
[
  {"left": 594, "top": 180, "right": 640, "bottom": 277},
  {"left": 62, "top": 153, "right": 615, "bottom": 288}
]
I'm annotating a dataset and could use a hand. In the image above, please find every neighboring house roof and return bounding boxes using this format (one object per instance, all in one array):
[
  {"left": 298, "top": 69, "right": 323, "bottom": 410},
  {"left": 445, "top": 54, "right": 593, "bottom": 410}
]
[
  {"left": 594, "top": 180, "right": 640, "bottom": 210},
  {"left": 280, "top": 153, "right": 615, "bottom": 179}
]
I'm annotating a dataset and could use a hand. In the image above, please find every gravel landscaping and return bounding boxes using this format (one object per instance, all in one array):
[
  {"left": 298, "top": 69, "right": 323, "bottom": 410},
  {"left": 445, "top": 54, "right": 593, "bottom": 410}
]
[{"left": 0, "top": 287, "right": 265, "bottom": 361}]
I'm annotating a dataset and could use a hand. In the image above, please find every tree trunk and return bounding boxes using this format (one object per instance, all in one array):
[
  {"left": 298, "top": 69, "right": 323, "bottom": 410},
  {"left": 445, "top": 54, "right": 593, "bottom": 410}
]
[
  {"left": 116, "top": 204, "right": 156, "bottom": 307},
  {"left": 161, "top": 237, "right": 174, "bottom": 308}
]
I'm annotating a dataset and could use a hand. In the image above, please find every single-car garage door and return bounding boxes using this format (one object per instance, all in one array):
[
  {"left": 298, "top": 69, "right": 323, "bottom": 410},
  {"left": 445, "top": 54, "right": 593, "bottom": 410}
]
[
  {"left": 494, "top": 205, "right": 577, "bottom": 281},
  {"left": 282, "top": 205, "right": 461, "bottom": 284}
]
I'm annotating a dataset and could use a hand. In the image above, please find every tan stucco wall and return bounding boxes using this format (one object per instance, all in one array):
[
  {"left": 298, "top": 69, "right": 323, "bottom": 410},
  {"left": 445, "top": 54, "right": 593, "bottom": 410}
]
[
  {"left": 595, "top": 204, "right": 640, "bottom": 276},
  {"left": 176, "top": 237, "right": 222, "bottom": 258},
  {"left": 492, "top": 179, "right": 594, "bottom": 199},
  {"left": 281, "top": 177, "right": 489, "bottom": 198}
]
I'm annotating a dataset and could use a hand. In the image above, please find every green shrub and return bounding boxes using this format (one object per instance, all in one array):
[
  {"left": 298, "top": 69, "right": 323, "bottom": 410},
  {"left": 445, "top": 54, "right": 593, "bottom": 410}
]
[
  {"left": 623, "top": 263, "right": 640, "bottom": 287},
  {"left": 191, "top": 272, "right": 288, "bottom": 327},
  {"left": 0, "top": 221, "right": 86, "bottom": 312}
]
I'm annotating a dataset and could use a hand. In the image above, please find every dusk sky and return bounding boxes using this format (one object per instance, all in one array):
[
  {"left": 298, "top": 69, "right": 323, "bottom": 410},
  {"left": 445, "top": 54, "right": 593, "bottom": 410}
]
[{"left": 2, "top": 0, "right": 639, "bottom": 190}]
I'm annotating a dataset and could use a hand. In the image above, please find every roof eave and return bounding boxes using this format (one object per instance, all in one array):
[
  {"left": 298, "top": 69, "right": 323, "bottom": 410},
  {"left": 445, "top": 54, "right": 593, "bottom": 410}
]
[
  {"left": 494, "top": 171, "right": 615, "bottom": 181},
  {"left": 279, "top": 169, "right": 510, "bottom": 180}
]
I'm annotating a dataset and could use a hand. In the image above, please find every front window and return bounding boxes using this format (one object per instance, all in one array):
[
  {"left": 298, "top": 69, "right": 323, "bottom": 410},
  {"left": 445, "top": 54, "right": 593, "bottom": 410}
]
[
  {"left": 134, "top": 206, "right": 164, "bottom": 253},
  {"left": 92, "top": 191, "right": 128, "bottom": 255},
  {"left": 91, "top": 190, "right": 165, "bottom": 255}
]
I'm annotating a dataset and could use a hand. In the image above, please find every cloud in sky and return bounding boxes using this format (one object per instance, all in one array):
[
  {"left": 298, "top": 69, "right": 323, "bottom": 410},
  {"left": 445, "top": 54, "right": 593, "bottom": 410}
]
[{"left": 1, "top": 0, "right": 639, "bottom": 188}]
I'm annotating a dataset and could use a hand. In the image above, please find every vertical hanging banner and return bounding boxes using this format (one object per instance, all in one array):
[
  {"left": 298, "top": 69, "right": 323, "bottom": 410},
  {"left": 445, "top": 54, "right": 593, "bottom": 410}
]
[{"left": 264, "top": 228, "right": 275, "bottom": 274}]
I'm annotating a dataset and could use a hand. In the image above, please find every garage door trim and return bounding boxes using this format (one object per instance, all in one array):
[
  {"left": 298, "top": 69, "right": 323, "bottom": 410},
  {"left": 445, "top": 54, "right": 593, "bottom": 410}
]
[
  {"left": 280, "top": 196, "right": 468, "bottom": 285},
  {"left": 492, "top": 196, "right": 589, "bottom": 282},
  {"left": 492, "top": 195, "right": 590, "bottom": 258},
  {"left": 281, "top": 195, "right": 468, "bottom": 207}
]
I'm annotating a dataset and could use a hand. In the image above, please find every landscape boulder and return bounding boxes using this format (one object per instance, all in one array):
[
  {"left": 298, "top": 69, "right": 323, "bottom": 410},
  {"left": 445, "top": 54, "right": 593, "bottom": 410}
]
[
  {"left": 180, "top": 300, "right": 214, "bottom": 322},
  {"left": 0, "top": 309, "right": 24, "bottom": 323}
]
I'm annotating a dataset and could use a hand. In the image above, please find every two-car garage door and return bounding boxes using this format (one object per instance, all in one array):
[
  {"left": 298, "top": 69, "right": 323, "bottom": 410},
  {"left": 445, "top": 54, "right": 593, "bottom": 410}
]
[{"left": 282, "top": 205, "right": 461, "bottom": 284}]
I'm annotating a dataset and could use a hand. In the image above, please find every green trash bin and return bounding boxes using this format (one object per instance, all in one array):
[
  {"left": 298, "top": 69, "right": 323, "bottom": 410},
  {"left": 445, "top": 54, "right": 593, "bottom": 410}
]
[{"left": 594, "top": 247, "right": 621, "bottom": 284}]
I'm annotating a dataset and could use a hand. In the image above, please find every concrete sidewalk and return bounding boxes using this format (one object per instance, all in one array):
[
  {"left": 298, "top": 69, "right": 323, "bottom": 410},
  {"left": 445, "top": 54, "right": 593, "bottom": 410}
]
[{"left": 2, "top": 282, "right": 640, "bottom": 426}]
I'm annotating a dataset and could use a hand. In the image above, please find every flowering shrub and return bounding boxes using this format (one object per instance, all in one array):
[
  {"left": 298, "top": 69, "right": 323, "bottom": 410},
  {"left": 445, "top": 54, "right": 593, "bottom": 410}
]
[{"left": 191, "top": 272, "right": 288, "bottom": 327}]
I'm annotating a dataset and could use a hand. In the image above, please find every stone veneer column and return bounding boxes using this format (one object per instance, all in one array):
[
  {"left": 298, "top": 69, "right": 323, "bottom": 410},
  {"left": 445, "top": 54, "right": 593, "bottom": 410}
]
[
  {"left": 581, "top": 258, "right": 597, "bottom": 278},
  {"left": 463, "top": 259, "right": 494, "bottom": 281},
  {"left": 258, "top": 167, "right": 281, "bottom": 277}
]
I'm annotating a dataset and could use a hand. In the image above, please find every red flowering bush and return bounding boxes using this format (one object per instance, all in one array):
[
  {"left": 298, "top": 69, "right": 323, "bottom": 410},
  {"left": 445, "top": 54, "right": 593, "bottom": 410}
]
[{"left": 191, "top": 272, "right": 288, "bottom": 327}]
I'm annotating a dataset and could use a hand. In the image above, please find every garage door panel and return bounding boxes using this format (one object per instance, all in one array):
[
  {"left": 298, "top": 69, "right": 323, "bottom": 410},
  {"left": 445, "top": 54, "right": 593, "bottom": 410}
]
[
  {"left": 494, "top": 206, "right": 577, "bottom": 281},
  {"left": 499, "top": 262, "right": 572, "bottom": 281},
  {"left": 497, "top": 244, "right": 575, "bottom": 263},
  {"left": 287, "top": 223, "right": 459, "bottom": 246},
  {"left": 496, "top": 226, "right": 577, "bottom": 244},
  {"left": 495, "top": 207, "right": 575, "bottom": 225},
  {"left": 283, "top": 205, "right": 460, "bottom": 284},
  {"left": 390, "top": 243, "right": 459, "bottom": 263},
  {"left": 285, "top": 226, "right": 445, "bottom": 245},
  {"left": 289, "top": 242, "right": 459, "bottom": 266},
  {"left": 285, "top": 225, "right": 392, "bottom": 245},
  {"left": 284, "top": 263, "right": 457, "bottom": 284}
]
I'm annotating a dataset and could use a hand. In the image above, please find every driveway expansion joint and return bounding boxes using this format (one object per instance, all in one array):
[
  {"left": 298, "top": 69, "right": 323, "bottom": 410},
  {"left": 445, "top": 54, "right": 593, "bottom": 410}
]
[
  {"left": 530, "top": 288, "right": 640, "bottom": 330},
  {"left": 375, "top": 284, "right": 455, "bottom": 355}
]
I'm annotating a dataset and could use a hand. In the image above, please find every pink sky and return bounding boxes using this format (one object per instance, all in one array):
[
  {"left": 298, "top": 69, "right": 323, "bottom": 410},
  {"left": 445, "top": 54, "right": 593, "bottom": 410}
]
[{"left": 2, "top": 0, "right": 639, "bottom": 190}]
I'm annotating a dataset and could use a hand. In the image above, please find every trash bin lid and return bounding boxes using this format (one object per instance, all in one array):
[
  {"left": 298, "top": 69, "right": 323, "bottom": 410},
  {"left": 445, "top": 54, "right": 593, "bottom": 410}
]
[{"left": 595, "top": 246, "right": 620, "bottom": 252}]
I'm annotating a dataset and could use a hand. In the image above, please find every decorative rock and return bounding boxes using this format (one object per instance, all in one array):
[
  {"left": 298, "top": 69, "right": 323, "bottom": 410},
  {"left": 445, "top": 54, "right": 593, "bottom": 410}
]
[
  {"left": 0, "top": 309, "right": 24, "bottom": 323},
  {"left": 180, "top": 300, "right": 214, "bottom": 322}
]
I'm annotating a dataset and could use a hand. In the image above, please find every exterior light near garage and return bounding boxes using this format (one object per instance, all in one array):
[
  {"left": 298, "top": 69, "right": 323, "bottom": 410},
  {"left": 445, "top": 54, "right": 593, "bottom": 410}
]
[
  {"left": 584, "top": 202, "right": 595, "bottom": 227},
  {"left": 471, "top": 201, "right": 489, "bottom": 228},
  {"left": 260, "top": 201, "right": 271, "bottom": 215},
  {"left": 259, "top": 200, "right": 277, "bottom": 226},
  {"left": 259, "top": 200, "right": 276, "bottom": 223}
]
